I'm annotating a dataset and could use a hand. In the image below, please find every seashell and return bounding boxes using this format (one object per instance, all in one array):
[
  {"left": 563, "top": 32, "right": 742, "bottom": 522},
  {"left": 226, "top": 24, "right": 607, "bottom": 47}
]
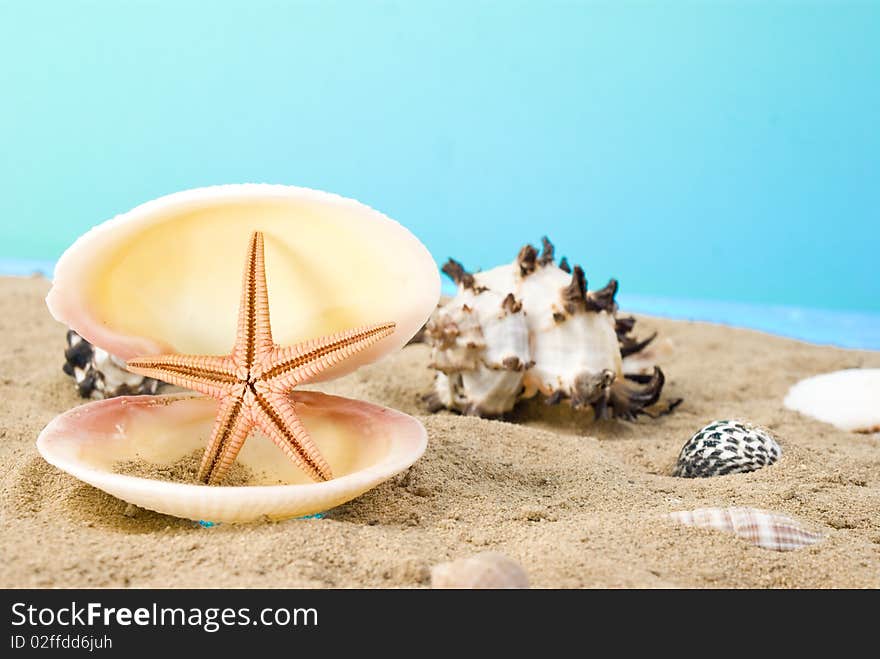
[
  {"left": 668, "top": 507, "right": 822, "bottom": 551},
  {"left": 424, "top": 237, "right": 677, "bottom": 419},
  {"left": 38, "top": 185, "right": 439, "bottom": 521},
  {"left": 37, "top": 392, "right": 426, "bottom": 523},
  {"left": 47, "top": 184, "right": 438, "bottom": 379},
  {"left": 673, "top": 420, "right": 781, "bottom": 478},
  {"left": 423, "top": 268, "right": 530, "bottom": 416},
  {"left": 63, "top": 330, "right": 161, "bottom": 399},
  {"left": 431, "top": 552, "right": 529, "bottom": 589},
  {"left": 784, "top": 369, "right": 880, "bottom": 433}
]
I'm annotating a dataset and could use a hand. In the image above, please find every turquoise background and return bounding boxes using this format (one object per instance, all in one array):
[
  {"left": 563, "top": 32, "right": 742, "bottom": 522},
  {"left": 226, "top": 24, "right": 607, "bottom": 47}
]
[{"left": 1, "top": 1, "right": 878, "bottom": 316}]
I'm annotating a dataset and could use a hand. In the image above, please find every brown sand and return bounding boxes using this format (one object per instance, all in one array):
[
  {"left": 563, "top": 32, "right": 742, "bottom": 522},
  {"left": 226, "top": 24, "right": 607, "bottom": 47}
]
[
  {"left": 1, "top": 275, "right": 878, "bottom": 588},
  {"left": 113, "top": 450, "right": 257, "bottom": 486}
]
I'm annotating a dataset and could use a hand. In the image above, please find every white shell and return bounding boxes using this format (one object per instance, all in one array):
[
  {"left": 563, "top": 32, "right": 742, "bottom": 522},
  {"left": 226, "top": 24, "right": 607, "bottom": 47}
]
[
  {"left": 431, "top": 552, "right": 529, "bottom": 589},
  {"left": 37, "top": 392, "right": 427, "bottom": 523},
  {"left": 47, "top": 184, "right": 440, "bottom": 382},
  {"left": 426, "top": 286, "right": 530, "bottom": 416},
  {"left": 784, "top": 369, "right": 880, "bottom": 433},
  {"left": 523, "top": 310, "right": 620, "bottom": 399},
  {"left": 473, "top": 260, "right": 619, "bottom": 399},
  {"left": 426, "top": 241, "right": 664, "bottom": 417},
  {"left": 669, "top": 507, "right": 822, "bottom": 551}
]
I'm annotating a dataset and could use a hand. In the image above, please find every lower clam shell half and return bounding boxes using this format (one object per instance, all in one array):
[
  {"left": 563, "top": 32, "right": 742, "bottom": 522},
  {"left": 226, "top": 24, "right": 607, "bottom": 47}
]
[{"left": 37, "top": 392, "right": 427, "bottom": 523}]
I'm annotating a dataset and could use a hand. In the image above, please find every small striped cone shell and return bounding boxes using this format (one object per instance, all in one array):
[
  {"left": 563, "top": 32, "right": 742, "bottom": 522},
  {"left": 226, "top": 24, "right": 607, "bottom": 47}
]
[
  {"left": 673, "top": 420, "right": 781, "bottom": 478},
  {"left": 669, "top": 507, "right": 822, "bottom": 551}
]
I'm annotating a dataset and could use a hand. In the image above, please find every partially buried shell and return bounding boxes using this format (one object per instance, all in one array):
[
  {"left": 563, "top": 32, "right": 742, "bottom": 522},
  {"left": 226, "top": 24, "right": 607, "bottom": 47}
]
[
  {"left": 430, "top": 552, "right": 530, "bottom": 589},
  {"left": 38, "top": 185, "right": 439, "bottom": 522},
  {"left": 424, "top": 237, "right": 677, "bottom": 419},
  {"left": 669, "top": 507, "right": 822, "bottom": 551},
  {"left": 673, "top": 420, "right": 781, "bottom": 478}
]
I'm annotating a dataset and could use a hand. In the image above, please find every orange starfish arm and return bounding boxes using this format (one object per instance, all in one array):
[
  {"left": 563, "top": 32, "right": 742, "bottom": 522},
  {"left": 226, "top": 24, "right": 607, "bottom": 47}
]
[
  {"left": 126, "top": 354, "right": 238, "bottom": 399},
  {"left": 259, "top": 322, "right": 396, "bottom": 390},
  {"left": 250, "top": 388, "right": 332, "bottom": 481},
  {"left": 233, "top": 231, "right": 274, "bottom": 371},
  {"left": 124, "top": 232, "right": 398, "bottom": 485},
  {"left": 197, "top": 386, "right": 253, "bottom": 485}
]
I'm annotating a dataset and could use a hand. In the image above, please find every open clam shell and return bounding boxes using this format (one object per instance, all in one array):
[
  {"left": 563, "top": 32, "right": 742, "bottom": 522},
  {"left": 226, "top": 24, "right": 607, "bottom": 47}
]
[
  {"left": 39, "top": 185, "right": 439, "bottom": 519},
  {"left": 37, "top": 392, "right": 427, "bottom": 523},
  {"left": 46, "top": 184, "right": 440, "bottom": 381}
]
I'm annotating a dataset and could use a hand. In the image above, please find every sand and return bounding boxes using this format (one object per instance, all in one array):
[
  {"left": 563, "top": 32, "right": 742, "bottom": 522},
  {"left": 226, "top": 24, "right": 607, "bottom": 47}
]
[
  {"left": 114, "top": 450, "right": 257, "bottom": 487},
  {"left": 1, "top": 275, "right": 878, "bottom": 588}
]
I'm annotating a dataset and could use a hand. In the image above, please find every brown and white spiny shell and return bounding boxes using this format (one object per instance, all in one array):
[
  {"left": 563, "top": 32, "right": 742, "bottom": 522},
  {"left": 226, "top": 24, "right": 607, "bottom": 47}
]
[
  {"left": 424, "top": 237, "right": 672, "bottom": 419},
  {"left": 425, "top": 267, "right": 530, "bottom": 416}
]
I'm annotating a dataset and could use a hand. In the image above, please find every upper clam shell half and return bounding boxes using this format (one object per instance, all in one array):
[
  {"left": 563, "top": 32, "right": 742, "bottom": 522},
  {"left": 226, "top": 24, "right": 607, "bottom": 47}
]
[{"left": 46, "top": 184, "right": 441, "bottom": 382}]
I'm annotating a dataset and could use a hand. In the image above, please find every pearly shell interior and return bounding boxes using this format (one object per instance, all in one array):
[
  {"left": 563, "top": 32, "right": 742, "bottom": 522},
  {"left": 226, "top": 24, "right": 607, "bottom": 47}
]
[
  {"left": 46, "top": 184, "right": 440, "bottom": 382},
  {"left": 37, "top": 392, "right": 427, "bottom": 523}
]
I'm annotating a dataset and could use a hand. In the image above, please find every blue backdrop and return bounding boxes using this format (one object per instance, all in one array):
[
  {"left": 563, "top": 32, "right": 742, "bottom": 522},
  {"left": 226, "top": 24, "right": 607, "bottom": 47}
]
[{"left": 1, "top": 1, "right": 878, "bottom": 314}]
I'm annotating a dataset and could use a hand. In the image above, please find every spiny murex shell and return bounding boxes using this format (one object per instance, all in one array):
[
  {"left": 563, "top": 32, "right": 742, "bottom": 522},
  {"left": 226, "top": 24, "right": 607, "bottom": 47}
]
[
  {"left": 669, "top": 507, "right": 822, "bottom": 551},
  {"left": 784, "top": 369, "right": 880, "bottom": 434},
  {"left": 431, "top": 552, "right": 529, "bottom": 589},
  {"left": 63, "top": 330, "right": 161, "bottom": 399},
  {"left": 423, "top": 237, "right": 676, "bottom": 418},
  {"left": 38, "top": 185, "right": 439, "bottom": 522},
  {"left": 673, "top": 420, "right": 781, "bottom": 478}
]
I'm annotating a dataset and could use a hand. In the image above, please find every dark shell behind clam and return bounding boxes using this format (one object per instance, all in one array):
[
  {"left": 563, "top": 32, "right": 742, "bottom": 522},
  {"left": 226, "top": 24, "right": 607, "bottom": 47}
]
[{"left": 63, "top": 330, "right": 161, "bottom": 399}]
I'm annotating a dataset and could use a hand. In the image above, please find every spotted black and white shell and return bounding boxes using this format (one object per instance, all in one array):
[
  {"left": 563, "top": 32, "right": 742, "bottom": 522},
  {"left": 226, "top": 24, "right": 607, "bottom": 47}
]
[
  {"left": 63, "top": 330, "right": 161, "bottom": 399},
  {"left": 423, "top": 237, "right": 677, "bottom": 419},
  {"left": 669, "top": 507, "right": 822, "bottom": 551},
  {"left": 673, "top": 420, "right": 781, "bottom": 478}
]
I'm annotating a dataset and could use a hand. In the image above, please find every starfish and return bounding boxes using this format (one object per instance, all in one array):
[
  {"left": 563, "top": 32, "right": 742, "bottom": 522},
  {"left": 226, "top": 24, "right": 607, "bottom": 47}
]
[{"left": 127, "top": 231, "right": 395, "bottom": 485}]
